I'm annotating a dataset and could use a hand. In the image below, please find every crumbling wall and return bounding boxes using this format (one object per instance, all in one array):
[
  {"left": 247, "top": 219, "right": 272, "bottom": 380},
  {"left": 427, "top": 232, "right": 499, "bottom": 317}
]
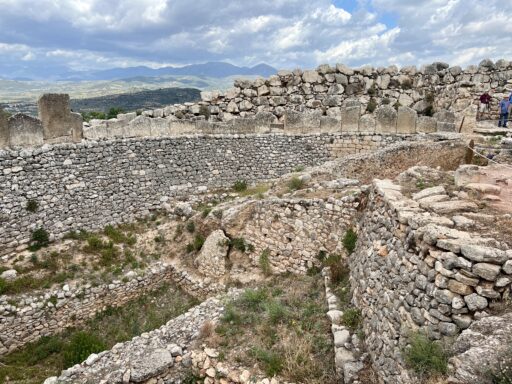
[{"left": 7, "top": 113, "right": 44, "bottom": 147}]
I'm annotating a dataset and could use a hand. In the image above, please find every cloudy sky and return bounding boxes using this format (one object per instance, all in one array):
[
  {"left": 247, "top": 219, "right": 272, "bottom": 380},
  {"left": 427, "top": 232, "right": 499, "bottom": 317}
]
[{"left": 1, "top": 0, "right": 511, "bottom": 78}]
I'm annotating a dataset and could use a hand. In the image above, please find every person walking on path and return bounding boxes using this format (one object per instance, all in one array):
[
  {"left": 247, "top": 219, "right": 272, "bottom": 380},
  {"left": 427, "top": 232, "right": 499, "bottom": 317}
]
[
  {"left": 479, "top": 91, "right": 491, "bottom": 114},
  {"left": 498, "top": 95, "right": 510, "bottom": 128}
]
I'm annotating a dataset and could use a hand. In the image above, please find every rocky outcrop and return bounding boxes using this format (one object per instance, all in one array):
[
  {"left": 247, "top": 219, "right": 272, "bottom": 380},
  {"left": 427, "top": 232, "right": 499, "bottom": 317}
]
[{"left": 195, "top": 230, "right": 229, "bottom": 277}]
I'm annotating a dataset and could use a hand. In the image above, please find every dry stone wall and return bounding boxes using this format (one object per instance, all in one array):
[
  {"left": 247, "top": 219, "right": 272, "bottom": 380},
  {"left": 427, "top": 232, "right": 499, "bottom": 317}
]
[
  {"left": 0, "top": 132, "right": 424, "bottom": 257},
  {"left": 350, "top": 179, "right": 512, "bottom": 384},
  {"left": 0, "top": 260, "right": 224, "bottom": 356}
]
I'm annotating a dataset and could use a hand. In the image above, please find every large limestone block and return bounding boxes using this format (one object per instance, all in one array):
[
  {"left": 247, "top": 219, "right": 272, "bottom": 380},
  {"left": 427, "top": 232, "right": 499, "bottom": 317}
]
[
  {"left": 0, "top": 108, "right": 9, "bottom": 147},
  {"left": 125, "top": 115, "right": 152, "bottom": 137},
  {"left": 358, "top": 114, "right": 376, "bottom": 133},
  {"left": 38, "top": 93, "right": 83, "bottom": 140},
  {"left": 319, "top": 116, "right": 341, "bottom": 133},
  {"left": 435, "top": 109, "right": 457, "bottom": 132},
  {"left": 396, "top": 106, "right": 417, "bottom": 133},
  {"left": 194, "top": 230, "right": 229, "bottom": 278},
  {"left": 284, "top": 110, "right": 321, "bottom": 134},
  {"left": 416, "top": 116, "right": 437, "bottom": 133},
  {"left": 253, "top": 112, "right": 277, "bottom": 133},
  {"left": 302, "top": 70, "right": 322, "bottom": 84},
  {"left": 8, "top": 114, "right": 44, "bottom": 147},
  {"left": 150, "top": 118, "right": 172, "bottom": 137},
  {"left": 341, "top": 99, "right": 361, "bottom": 132},
  {"left": 375, "top": 105, "right": 397, "bottom": 133},
  {"left": 169, "top": 120, "right": 196, "bottom": 135}
]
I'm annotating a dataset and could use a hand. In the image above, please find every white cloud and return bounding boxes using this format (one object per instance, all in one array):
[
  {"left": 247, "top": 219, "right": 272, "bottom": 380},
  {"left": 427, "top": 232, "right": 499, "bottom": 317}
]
[{"left": 0, "top": 0, "right": 511, "bottom": 77}]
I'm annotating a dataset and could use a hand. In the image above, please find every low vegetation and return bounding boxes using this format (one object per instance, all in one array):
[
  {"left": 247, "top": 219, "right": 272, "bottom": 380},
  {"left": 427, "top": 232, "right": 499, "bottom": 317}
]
[
  {"left": 232, "top": 180, "right": 248, "bottom": 192},
  {"left": 403, "top": 332, "right": 448, "bottom": 380},
  {"left": 25, "top": 199, "right": 39, "bottom": 213},
  {"left": 28, "top": 228, "right": 50, "bottom": 251},
  {"left": 259, "top": 249, "right": 272, "bottom": 276},
  {"left": 208, "top": 275, "right": 336, "bottom": 384},
  {"left": 342, "top": 228, "right": 358, "bottom": 254},
  {"left": 288, "top": 176, "right": 306, "bottom": 191},
  {"left": 0, "top": 283, "right": 198, "bottom": 384}
]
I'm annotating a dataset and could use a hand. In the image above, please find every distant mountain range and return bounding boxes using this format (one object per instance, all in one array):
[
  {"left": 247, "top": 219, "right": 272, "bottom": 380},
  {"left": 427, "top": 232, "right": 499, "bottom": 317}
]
[{"left": 0, "top": 62, "right": 277, "bottom": 82}]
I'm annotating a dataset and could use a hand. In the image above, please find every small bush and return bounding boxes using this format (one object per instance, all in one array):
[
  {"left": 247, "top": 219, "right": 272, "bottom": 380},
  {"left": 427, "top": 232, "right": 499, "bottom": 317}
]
[
  {"left": 187, "top": 234, "right": 205, "bottom": 253},
  {"left": 240, "top": 288, "right": 268, "bottom": 310},
  {"left": 26, "top": 199, "right": 39, "bottom": 213},
  {"left": 106, "top": 107, "right": 124, "bottom": 120},
  {"left": 403, "top": 332, "right": 448, "bottom": 377},
  {"left": 250, "top": 347, "right": 284, "bottom": 376},
  {"left": 185, "top": 221, "right": 195, "bottom": 233},
  {"left": 288, "top": 177, "right": 305, "bottom": 191},
  {"left": 265, "top": 300, "right": 287, "bottom": 324},
  {"left": 259, "top": 249, "right": 272, "bottom": 276},
  {"left": 29, "top": 228, "right": 50, "bottom": 251},
  {"left": 294, "top": 165, "right": 305, "bottom": 172},
  {"left": 342, "top": 308, "right": 362, "bottom": 331},
  {"left": 366, "top": 98, "right": 377, "bottom": 113},
  {"left": 230, "top": 237, "right": 248, "bottom": 252},
  {"left": 382, "top": 97, "right": 391, "bottom": 105},
  {"left": 63, "top": 332, "right": 106, "bottom": 367},
  {"left": 233, "top": 180, "right": 248, "bottom": 192},
  {"left": 202, "top": 207, "right": 212, "bottom": 218},
  {"left": 367, "top": 84, "right": 378, "bottom": 96},
  {"left": 342, "top": 228, "right": 357, "bottom": 254},
  {"left": 64, "top": 229, "right": 89, "bottom": 241},
  {"left": 0, "top": 278, "right": 6, "bottom": 295},
  {"left": 213, "top": 210, "right": 223, "bottom": 219},
  {"left": 393, "top": 101, "right": 401, "bottom": 110}
]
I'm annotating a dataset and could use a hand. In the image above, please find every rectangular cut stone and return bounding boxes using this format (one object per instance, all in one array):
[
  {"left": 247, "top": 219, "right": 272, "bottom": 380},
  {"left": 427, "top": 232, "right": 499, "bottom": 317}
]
[
  {"left": 38, "top": 94, "right": 83, "bottom": 141},
  {"left": 124, "top": 115, "right": 152, "bottom": 137},
  {"left": 416, "top": 116, "right": 437, "bottom": 133},
  {"left": 358, "top": 115, "right": 375, "bottom": 133},
  {"left": 284, "top": 110, "right": 321, "bottom": 134},
  {"left": 375, "top": 105, "right": 397, "bottom": 133},
  {"left": 396, "top": 106, "right": 417, "bottom": 133},
  {"left": 341, "top": 105, "right": 360, "bottom": 132},
  {"left": 169, "top": 120, "right": 196, "bottom": 135},
  {"left": 0, "top": 108, "right": 9, "bottom": 147},
  {"left": 319, "top": 116, "right": 341, "bottom": 133},
  {"left": 8, "top": 113, "right": 44, "bottom": 147},
  {"left": 150, "top": 118, "right": 172, "bottom": 137}
]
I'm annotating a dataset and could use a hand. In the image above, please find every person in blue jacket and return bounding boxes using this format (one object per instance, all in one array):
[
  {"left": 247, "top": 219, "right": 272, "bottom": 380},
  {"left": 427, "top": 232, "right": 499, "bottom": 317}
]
[{"left": 498, "top": 95, "right": 510, "bottom": 127}]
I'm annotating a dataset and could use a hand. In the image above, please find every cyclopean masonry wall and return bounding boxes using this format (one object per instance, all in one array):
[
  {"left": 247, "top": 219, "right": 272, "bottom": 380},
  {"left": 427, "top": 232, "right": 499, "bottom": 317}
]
[
  {"left": 90, "top": 59, "right": 512, "bottom": 136},
  {"left": 0, "top": 132, "right": 436, "bottom": 257},
  {"left": 350, "top": 179, "right": 512, "bottom": 384}
]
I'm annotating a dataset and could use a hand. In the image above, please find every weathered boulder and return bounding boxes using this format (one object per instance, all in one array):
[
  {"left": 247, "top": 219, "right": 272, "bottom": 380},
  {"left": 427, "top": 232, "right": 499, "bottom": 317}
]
[
  {"left": 416, "top": 116, "right": 437, "bottom": 133},
  {"left": 194, "top": 230, "right": 229, "bottom": 277}
]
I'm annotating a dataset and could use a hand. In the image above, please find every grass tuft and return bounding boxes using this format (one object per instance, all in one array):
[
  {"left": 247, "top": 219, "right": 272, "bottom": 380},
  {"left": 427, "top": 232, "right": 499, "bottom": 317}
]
[{"left": 404, "top": 332, "right": 448, "bottom": 377}]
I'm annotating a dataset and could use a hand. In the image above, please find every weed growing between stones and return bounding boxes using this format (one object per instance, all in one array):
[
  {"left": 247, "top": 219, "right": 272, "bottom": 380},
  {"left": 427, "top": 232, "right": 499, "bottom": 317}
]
[
  {"left": 403, "top": 332, "right": 448, "bottom": 380},
  {"left": 211, "top": 275, "right": 337, "bottom": 384},
  {"left": 29, "top": 228, "right": 50, "bottom": 251},
  {"left": 342, "top": 228, "right": 357, "bottom": 254},
  {"left": 229, "top": 237, "right": 254, "bottom": 253},
  {"left": 342, "top": 308, "right": 362, "bottom": 332},
  {"left": 0, "top": 283, "right": 198, "bottom": 384},
  {"left": 233, "top": 180, "right": 248, "bottom": 192},
  {"left": 288, "top": 176, "right": 306, "bottom": 191},
  {"left": 186, "top": 221, "right": 195, "bottom": 233},
  {"left": 186, "top": 234, "right": 205, "bottom": 253},
  {"left": 25, "top": 199, "right": 39, "bottom": 213},
  {"left": 259, "top": 249, "right": 272, "bottom": 276}
]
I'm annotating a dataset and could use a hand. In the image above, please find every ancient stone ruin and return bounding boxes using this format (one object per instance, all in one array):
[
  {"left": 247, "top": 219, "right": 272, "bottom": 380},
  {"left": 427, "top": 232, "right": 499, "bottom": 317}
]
[{"left": 0, "top": 60, "right": 511, "bottom": 384}]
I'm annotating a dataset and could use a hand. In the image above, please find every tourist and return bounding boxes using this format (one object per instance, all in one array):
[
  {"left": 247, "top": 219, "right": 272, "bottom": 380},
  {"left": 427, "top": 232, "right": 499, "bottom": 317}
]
[
  {"left": 498, "top": 95, "right": 510, "bottom": 128},
  {"left": 479, "top": 91, "right": 491, "bottom": 114}
]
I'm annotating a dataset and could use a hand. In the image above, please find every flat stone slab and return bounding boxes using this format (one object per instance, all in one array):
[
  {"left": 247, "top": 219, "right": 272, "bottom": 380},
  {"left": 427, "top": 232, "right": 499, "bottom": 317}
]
[
  {"left": 417, "top": 194, "right": 450, "bottom": 208},
  {"left": 429, "top": 200, "right": 478, "bottom": 214},
  {"left": 412, "top": 185, "right": 447, "bottom": 201},
  {"left": 464, "top": 183, "right": 501, "bottom": 195}
]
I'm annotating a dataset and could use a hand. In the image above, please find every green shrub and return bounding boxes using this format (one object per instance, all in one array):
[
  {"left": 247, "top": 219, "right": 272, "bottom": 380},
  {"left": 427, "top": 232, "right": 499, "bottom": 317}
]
[
  {"left": 0, "top": 277, "right": 6, "bottom": 295},
  {"left": 26, "top": 199, "right": 39, "bottom": 213},
  {"left": 233, "top": 180, "right": 248, "bottom": 192},
  {"left": 230, "top": 237, "right": 248, "bottom": 252},
  {"left": 29, "top": 228, "right": 50, "bottom": 251},
  {"left": 250, "top": 347, "right": 284, "bottom": 376},
  {"left": 342, "top": 308, "right": 362, "bottom": 331},
  {"left": 103, "top": 225, "right": 136, "bottom": 246},
  {"left": 288, "top": 177, "right": 305, "bottom": 191},
  {"left": 64, "top": 229, "right": 89, "bottom": 241},
  {"left": 187, "top": 234, "right": 205, "bottom": 253},
  {"left": 202, "top": 207, "right": 212, "bottom": 218},
  {"left": 403, "top": 332, "right": 448, "bottom": 377},
  {"left": 240, "top": 288, "right": 268, "bottom": 310},
  {"left": 185, "top": 221, "right": 195, "bottom": 233},
  {"left": 63, "top": 332, "right": 106, "bottom": 367},
  {"left": 265, "top": 300, "right": 287, "bottom": 324},
  {"left": 81, "top": 111, "right": 106, "bottom": 122},
  {"left": 294, "top": 165, "right": 305, "bottom": 172},
  {"left": 107, "top": 107, "right": 124, "bottom": 120},
  {"left": 366, "top": 98, "right": 377, "bottom": 113},
  {"left": 259, "top": 249, "right": 272, "bottom": 276},
  {"left": 342, "top": 228, "right": 357, "bottom": 254}
]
